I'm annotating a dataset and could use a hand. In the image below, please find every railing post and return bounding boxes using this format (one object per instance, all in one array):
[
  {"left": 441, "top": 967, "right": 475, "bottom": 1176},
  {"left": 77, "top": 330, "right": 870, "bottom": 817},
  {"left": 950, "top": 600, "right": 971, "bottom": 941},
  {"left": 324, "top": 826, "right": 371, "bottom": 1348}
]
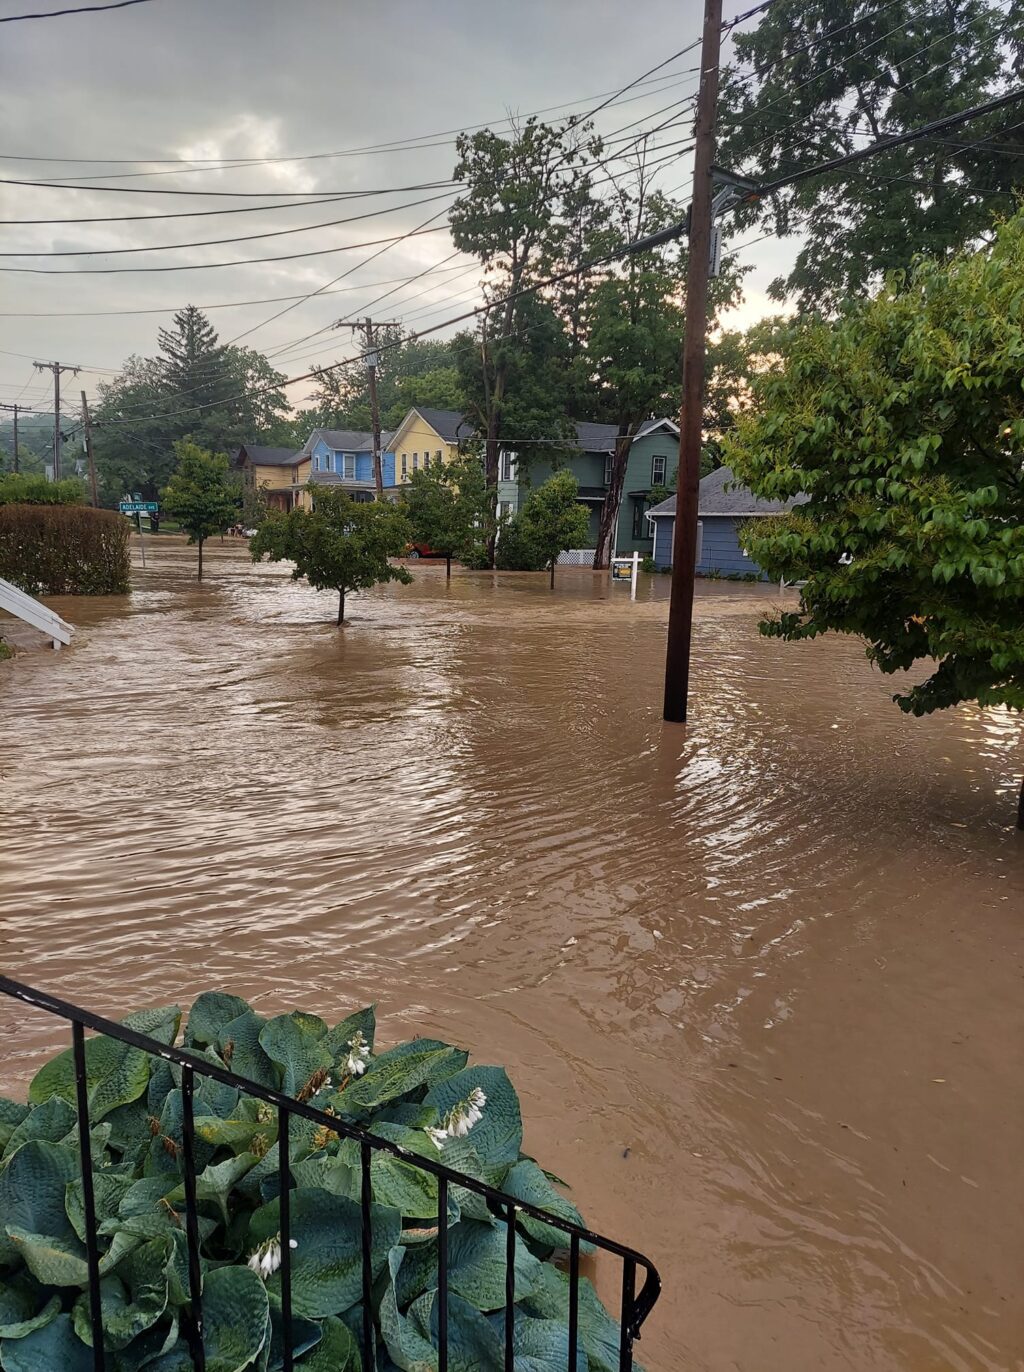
[
  {"left": 180, "top": 1066, "right": 207, "bottom": 1372},
  {"left": 619, "top": 1257, "right": 637, "bottom": 1371},
  {"left": 437, "top": 1175, "right": 448, "bottom": 1372},
  {"left": 568, "top": 1232, "right": 580, "bottom": 1372},
  {"left": 360, "top": 1140, "right": 374, "bottom": 1365},
  {"left": 278, "top": 1109, "right": 294, "bottom": 1372},
  {"left": 504, "top": 1203, "right": 516, "bottom": 1370},
  {"left": 72, "top": 1023, "right": 105, "bottom": 1372}
]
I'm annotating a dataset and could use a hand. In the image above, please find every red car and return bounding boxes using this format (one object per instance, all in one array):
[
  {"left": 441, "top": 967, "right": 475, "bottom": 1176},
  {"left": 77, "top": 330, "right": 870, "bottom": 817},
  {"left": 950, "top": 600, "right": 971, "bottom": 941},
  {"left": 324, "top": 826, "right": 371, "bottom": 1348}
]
[{"left": 404, "top": 542, "right": 445, "bottom": 559}]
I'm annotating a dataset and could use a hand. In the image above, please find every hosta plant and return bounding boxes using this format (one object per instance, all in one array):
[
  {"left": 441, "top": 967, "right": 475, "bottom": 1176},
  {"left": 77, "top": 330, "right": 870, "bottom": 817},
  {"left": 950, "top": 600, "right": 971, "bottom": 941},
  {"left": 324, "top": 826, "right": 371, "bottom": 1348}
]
[{"left": 0, "top": 994, "right": 630, "bottom": 1371}]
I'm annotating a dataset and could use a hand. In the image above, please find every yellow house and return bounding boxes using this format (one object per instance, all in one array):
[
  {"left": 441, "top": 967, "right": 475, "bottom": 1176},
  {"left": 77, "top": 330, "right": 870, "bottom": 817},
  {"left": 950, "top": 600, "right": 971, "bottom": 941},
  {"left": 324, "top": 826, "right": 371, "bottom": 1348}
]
[
  {"left": 234, "top": 445, "right": 311, "bottom": 512},
  {"left": 389, "top": 408, "right": 475, "bottom": 486}
]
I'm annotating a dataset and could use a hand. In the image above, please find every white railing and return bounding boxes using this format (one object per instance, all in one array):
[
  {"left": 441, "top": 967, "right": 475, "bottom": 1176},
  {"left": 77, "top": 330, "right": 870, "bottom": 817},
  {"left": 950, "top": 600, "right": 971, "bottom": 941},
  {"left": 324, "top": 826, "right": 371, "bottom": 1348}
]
[
  {"left": 0, "top": 576, "right": 74, "bottom": 649},
  {"left": 556, "top": 548, "right": 597, "bottom": 566}
]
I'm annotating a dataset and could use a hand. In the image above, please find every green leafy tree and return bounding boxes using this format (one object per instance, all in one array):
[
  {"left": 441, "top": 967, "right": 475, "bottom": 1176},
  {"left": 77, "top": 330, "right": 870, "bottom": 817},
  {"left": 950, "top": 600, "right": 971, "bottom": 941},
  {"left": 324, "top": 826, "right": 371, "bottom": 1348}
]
[
  {"left": 93, "top": 309, "right": 290, "bottom": 504},
  {"left": 449, "top": 117, "right": 600, "bottom": 557},
  {"left": 0, "top": 473, "right": 85, "bottom": 506},
  {"left": 513, "top": 470, "right": 592, "bottom": 588},
  {"left": 251, "top": 486, "right": 412, "bottom": 624},
  {"left": 726, "top": 212, "right": 1024, "bottom": 824},
  {"left": 718, "top": 0, "right": 1024, "bottom": 309},
  {"left": 161, "top": 441, "right": 238, "bottom": 581},
  {"left": 311, "top": 336, "right": 464, "bottom": 432},
  {"left": 402, "top": 455, "right": 487, "bottom": 578}
]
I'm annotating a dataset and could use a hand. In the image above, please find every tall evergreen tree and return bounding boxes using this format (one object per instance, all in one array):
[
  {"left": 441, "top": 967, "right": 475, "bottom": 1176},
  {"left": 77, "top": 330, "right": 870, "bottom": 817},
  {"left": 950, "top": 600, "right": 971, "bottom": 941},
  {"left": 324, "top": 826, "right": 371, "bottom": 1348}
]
[{"left": 718, "top": 0, "right": 1024, "bottom": 309}]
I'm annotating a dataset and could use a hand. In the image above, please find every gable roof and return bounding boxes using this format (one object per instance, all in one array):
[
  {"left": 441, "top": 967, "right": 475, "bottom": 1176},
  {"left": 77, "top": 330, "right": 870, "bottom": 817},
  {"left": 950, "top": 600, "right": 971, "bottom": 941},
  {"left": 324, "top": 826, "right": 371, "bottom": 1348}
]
[
  {"left": 302, "top": 428, "right": 376, "bottom": 455},
  {"left": 235, "top": 444, "right": 304, "bottom": 467},
  {"left": 646, "top": 465, "right": 809, "bottom": 518},
  {"left": 411, "top": 408, "right": 476, "bottom": 444},
  {"left": 572, "top": 418, "right": 679, "bottom": 453}
]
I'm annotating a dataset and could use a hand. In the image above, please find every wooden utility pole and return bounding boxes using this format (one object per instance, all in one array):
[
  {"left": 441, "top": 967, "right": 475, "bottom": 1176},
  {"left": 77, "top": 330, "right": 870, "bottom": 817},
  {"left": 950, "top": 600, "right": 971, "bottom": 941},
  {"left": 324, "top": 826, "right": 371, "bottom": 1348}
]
[
  {"left": 0, "top": 403, "right": 21, "bottom": 473},
  {"left": 663, "top": 0, "right": 724, "bottom": 723},
  {"left": 33, "top": 359, "right": 80, "bottom": 481},
  {"left": 334, "top": 318, "right": 400, "bottom": 498},
  {"left": 81, "top": 391, "right": 98, "bottom": 507}
]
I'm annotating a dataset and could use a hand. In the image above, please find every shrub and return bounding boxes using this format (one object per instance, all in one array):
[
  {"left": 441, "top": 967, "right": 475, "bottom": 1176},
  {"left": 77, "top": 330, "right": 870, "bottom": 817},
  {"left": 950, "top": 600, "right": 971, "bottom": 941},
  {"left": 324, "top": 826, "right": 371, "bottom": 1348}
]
[
  {"left": 640, "top": 556, "right": 657, "bottom": 575},
  {"left": 0, "top": 474, "right": 85, "bottom": 507},
  {"left": 494, "top": 513, "right": 547, "bottom": 571},
  {"left": 0, "top": 504, "right": 130, "bottom": 595},
  {"left": 0, "top": 996, "right": 629, "bottom": 1371},
  {"left": 0, "top": 641, "right": 11, "bottom": 662}
]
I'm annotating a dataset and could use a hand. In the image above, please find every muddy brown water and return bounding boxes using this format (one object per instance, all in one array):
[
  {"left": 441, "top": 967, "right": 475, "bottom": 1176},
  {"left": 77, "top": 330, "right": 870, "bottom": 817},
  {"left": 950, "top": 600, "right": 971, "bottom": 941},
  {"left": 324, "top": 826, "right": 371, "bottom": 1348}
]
[{"left": 1, "top": 540, "right": 1022, "bottom": 1371}]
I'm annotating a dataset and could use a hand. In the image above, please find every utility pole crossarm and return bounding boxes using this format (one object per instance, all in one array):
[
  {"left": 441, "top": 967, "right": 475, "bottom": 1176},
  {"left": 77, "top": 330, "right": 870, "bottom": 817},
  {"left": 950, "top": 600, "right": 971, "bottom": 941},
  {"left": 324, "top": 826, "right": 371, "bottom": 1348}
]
[{"left": 331, "top": 318, "right": 402, "bottom": 498}]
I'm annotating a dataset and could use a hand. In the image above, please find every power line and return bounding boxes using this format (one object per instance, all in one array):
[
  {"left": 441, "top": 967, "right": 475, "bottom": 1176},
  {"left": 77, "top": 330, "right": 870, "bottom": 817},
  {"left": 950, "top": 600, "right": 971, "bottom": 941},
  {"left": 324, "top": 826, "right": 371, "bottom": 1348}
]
[
  {"left": 0, "top": 189, "right": 458, "bottom": 258},
  {"left": 0, "top": 0, "right": 155, "bottom": 20},
  {"left": 0, "top": 223, "right": 452, "bottom": 275},
  {"left": 0, "top": 174, "right": 461, "bottom": 199}
]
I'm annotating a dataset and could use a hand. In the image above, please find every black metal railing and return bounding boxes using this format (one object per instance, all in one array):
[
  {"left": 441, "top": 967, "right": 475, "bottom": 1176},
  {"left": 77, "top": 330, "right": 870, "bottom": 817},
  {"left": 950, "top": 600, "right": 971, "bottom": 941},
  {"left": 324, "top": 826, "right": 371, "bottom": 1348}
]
[{"left": 0, "top": 976, "right": 661, "bottom": 1371}]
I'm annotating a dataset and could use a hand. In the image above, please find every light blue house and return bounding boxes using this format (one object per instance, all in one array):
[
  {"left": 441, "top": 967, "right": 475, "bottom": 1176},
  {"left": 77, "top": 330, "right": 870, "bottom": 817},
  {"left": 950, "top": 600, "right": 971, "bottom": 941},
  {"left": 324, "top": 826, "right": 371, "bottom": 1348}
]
[
  {"left": 648, "top": 464, "right": 808, "bottom": 578},
  {"left": 301, "top": 428, "right": 397, "bottom": 497}
]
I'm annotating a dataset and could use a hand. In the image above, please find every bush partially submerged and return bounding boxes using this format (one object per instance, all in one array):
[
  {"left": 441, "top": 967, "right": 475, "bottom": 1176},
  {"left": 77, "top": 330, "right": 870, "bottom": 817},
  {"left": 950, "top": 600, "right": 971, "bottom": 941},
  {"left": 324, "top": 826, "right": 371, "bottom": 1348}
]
[
  {"left": 0, "top": 995, "right": 629, "bottom": 1371},
  {"left": 0, "top": 504, "right": 130, "bottom": 595}
]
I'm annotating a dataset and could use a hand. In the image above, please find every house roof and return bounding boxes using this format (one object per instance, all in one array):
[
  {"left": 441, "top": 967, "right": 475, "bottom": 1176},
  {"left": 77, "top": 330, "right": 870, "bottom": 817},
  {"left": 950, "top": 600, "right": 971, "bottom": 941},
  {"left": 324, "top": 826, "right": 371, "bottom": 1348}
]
[
  {"left": 302, "top": 428, "right": 377, "bottom": 455},
  {"left": 646, "top": 465, "right": 809, "bottom": 518},
  {"left": 410, "top": 408, "right": 476, "bottom": 443},
  {"left": 572, "top": 417, "right": 679, "bottom": 453},
  {"left": 235, "top": 445, "right": 304, "bottom": 467},
  {"left": 308, "top": 470, "right": 375, "bottom": 487}
]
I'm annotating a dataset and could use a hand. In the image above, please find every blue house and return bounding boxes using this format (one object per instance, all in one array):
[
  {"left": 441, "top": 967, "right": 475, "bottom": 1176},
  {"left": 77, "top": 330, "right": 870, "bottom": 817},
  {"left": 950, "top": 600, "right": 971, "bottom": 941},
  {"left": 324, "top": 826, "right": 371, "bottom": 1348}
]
[
  {"left": 648, "top": 464, "right": 808, "bottom": 578},
  {"left": 301, "top": 428, "right": 397, "bottom": 497}
]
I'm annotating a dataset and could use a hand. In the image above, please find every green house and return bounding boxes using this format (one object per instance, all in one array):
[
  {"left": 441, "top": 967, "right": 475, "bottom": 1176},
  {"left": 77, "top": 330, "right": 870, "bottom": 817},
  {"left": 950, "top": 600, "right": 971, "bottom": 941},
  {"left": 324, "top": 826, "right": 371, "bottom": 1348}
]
[{"left": 496, "top": 418, "right": 679, "bottom": 557}]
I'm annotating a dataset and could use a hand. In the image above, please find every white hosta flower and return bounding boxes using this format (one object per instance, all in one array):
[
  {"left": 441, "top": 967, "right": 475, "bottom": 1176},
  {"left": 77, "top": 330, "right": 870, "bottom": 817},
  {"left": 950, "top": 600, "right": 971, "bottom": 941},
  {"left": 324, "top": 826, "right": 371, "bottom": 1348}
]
[
  {"left": 425, "top": 1087, "right": 487, "bottom": 1149},
  {"left": 345, "top": 1030, "right": 371, "bottom": 1077},
  {"left": 247, "top": 1233, "right": 297, "bottom": 1282}
]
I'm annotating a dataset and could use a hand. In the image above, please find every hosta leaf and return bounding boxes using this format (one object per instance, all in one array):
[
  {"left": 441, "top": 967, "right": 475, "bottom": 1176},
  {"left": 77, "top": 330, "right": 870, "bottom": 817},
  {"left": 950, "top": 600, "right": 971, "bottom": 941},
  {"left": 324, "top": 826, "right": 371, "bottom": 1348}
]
[
  {"left": 262, "top": 1304, "right": 323, "bottom": 1370},
  {"left": 379, "top": 1247, "right": 437, "bottom": 1372},
  {"left": 6, "top": 1225, "right": 139, "bottom": 1288},
  {"left": 193, "top": 1114, "right": 274, "bottom": 1154},
  {"left": 444, "top": 1219, "right": 543, "bottom": 1311},
  {"left": 411, "top": 1291, "right": 503, "bottom": 1372},
  {"left": 521, "top": 1266, "right": 624, "bottom": 1372},
  {"left": 491, "top": 1312, "right": 587, "bottom": 1372},
  {"left": 185, "top": 993, "right": 252, "bottom": 1049},
  {"left": 216, "top": 1010, "right": 276, "bottom": 1089},
  {"left": 339, "top": 1047, "right": 456, "bottom": 1113},
  {"left": 0, "top": 1285, "right": 61, "bottom": 1340},
  {"left": 0, "top": 1312, "right": 93, "bottom": 1372},
  {"left": 2, "top": 1096, "right": 77, "bottom": 1158},
  {"left": 166, "top": 1153, "right": 259, "bottom": 1225},
  {"left": 369, "top": 1154, "right": 438, "bottom": 1218},
  {"left": 0, "top": 1096, "right": 29, "bottom": 1151},
  {"left": 28, "top": 1005, "right": 181, "bottom": 1122},
  {"left": 248, "top": 1189, "right": 401, "bottom": 1319},
  {"left": 258, "top": 1013, "right": 331, "bottom": 1097},
  {"left": 502, "top": 1160, "right": 589, "bottom": 1252},
  {"left": 297, "top": 1313, "right": 360, "bottom": 1371},
  {"left": 201, "top": 1265, "right": 270, "bottom": 1372},
  {"left": 0, "top": 1139, "right": 79, "bottom": 1263},
  {"left": 287, "top": 1155, "right": 358, "bottom": 1200},
  {"left": 423, "top": 1068, "right": 522, "bottom": 1168},
  {"left": 71, "top": 1262, "right": 168, "bottom": 1351},
  {"left": 66, "top": 1170, "right": 135, "bottom": 1242},
  {"left": 325, "top": 1006, "right": 377, "bottom": 1062}
]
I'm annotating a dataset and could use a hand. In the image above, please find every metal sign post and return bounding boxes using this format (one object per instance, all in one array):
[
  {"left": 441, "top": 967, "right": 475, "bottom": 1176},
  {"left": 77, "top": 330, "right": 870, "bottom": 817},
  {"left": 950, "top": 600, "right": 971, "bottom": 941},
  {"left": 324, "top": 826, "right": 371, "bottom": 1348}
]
[
  {"left": 119, "top": 498, "right": 159, "bottom": 570},
  {"left": 611, "top": 551, "right": 640, "bottom": 599}
]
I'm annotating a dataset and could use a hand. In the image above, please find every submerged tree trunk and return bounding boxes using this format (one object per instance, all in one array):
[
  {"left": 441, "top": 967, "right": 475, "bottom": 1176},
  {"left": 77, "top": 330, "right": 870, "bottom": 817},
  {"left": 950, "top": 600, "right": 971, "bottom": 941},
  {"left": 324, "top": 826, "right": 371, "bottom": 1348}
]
[
  {"left": 549, "top": 559, "right": 556, "bottom": 590},
  {"left": 337, "top": 588, "right": 346, "bottom": 625},
  {"left": 593, "top": 428, "right": 638, "bottom": 570},
  {"left": 197, "top": 538, "right": 204, "bottom": 581},
  {"left": 446, "top": 553, "right": 452, "bottom": 580}
]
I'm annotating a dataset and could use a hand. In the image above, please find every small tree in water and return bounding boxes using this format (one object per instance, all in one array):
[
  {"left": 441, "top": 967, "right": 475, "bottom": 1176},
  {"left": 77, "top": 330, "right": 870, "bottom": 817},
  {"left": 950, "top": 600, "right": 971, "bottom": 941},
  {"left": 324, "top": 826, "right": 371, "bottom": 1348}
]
[
  {"left": 402, "top": 455, "right": 487, "bottom": 578},
  {"left": 727, "top": 212, "right": 1024, "bottom": 827},
  {"left": 250, "top": 486, "right": 412, "bottom": 623},
  {"left": 161, "top": 441, "right": 238, "bottom": 580},
  {"left": 517, "top": 470, "right": 591, "bottom": 589}
]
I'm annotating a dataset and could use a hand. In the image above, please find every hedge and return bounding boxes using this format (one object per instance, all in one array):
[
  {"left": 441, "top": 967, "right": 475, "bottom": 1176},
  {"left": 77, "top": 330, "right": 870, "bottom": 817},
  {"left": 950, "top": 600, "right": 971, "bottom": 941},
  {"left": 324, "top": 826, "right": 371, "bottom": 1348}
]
[{"left": 0, "top": 503, "right": 130, "bottom": 595}]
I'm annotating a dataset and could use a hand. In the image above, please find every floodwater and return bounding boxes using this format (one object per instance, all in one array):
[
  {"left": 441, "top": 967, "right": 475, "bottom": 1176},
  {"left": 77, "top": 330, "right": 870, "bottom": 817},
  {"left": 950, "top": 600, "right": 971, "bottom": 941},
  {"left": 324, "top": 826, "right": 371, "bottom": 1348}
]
[{"left": 1, "top": 540, "right": 1022, "bottom": 1372}]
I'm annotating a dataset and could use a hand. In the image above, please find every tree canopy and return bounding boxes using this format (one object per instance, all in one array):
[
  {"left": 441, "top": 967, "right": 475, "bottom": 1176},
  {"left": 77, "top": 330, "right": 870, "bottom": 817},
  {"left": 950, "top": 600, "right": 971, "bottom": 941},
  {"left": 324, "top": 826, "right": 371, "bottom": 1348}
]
[
  {"left": 310, "top": 336, "right": 463, "bottom": 433},
  {"left": 161, "top": 441, "right": 239, "bottom": 580},
  {"left": 507, "top": 471, "right": 592, "bottom": 587},
  {"left": 402, "top": 455, "right": 487, "bottom": 576},
  {"left": 726, "top": 210, "right": 1024, "bottom": 822},
  {"left": 250, "top": 487, "right": 412, "bottom": 623},
  {"left": 718, "top": 0, "right": 1024, "bottom": 309}
]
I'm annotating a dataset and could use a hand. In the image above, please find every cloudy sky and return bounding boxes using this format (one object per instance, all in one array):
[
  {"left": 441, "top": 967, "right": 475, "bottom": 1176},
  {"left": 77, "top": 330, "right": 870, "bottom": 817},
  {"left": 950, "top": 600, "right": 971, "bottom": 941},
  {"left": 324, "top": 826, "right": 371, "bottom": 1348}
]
[{"left": 0, "top": 0, "right": 795, "bottom": 417}]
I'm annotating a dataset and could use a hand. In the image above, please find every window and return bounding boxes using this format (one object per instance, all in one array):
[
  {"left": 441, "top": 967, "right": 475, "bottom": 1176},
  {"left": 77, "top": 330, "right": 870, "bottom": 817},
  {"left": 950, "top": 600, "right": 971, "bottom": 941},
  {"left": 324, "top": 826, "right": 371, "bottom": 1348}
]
[
  {"left": 499, "top": 450, "right": 517, "bottom": 482},
  {"left": 424, "top": 453, "right": 431, "bottom": 469},
  {"left": 342, "top": 454, "right": 356, "bottom": 480},
  {"left": 651, "top": 455, "right": 667, "bottom": 486},
  {"left": 632, "top": 497, "right": 652, "bottom": 541},
  {"left": 604, "top": 454, "right": 613, "bottom": 485},
  {"left": 401, "top": 454, "right": 408, "bottom": 479},
  {"left": 435, "top": 450, "right": 442, "bottom": 464},
  {"left": 413, "top": 453, "right": 419, "bottom": 471}
]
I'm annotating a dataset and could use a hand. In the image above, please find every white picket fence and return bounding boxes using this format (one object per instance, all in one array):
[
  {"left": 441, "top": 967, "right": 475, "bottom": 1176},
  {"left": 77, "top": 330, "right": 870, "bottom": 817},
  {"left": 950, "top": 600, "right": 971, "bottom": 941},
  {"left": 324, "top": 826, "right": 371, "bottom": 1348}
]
[
  {"left": 556, "top": 548, "right": 597, "bottom": 566},
  {"left": 0, "top": 576, "right": 74, "bottom": 650}
]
